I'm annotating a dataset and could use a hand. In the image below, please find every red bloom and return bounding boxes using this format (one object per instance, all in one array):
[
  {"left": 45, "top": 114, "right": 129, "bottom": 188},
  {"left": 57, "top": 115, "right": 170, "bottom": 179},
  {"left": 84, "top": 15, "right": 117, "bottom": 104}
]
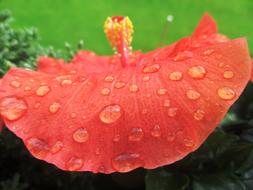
[{"left": 0, "top": 14, "right": 251, "bottom": 173}]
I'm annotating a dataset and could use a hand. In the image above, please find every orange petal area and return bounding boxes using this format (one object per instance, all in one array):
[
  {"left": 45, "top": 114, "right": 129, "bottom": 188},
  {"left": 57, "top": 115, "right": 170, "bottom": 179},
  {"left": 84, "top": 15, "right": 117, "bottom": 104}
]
[
  {"left": 0, "top": 36, "right": 251, "bottom": 173},
  {"left": 251, "top": 60, "right": 253, "bottom": 82}
]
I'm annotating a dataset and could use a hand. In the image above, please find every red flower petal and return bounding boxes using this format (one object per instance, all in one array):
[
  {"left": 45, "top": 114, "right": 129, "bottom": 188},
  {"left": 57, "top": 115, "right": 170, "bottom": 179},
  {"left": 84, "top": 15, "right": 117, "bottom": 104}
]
[
  {"left": 251, "top": 60, "right": 253, "bottom": 82},
  {"left": 0, "top": 14, "right": 251, "bottom": 173}
]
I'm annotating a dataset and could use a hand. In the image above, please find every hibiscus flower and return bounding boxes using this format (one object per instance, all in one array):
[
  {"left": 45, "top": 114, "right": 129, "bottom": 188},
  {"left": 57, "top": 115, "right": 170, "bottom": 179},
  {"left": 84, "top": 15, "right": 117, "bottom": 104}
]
[{"left": 0, "top": 13, "right": 251, "bottom": 173}]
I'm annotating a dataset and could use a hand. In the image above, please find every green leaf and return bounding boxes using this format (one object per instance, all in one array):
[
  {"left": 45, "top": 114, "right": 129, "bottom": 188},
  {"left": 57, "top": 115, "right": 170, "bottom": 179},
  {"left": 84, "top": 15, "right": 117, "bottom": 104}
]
[
  {"left": 192, "top": 172, "right": 247, "bottom": 190},
  {"left": 146, "top": 168, "right": 190, "bottom": 190}
]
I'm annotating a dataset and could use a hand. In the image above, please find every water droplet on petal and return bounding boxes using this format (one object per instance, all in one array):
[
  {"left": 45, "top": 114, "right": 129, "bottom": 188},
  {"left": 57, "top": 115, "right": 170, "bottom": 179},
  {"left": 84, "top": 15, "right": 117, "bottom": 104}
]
[
  {"left": 26, "top": 137, "right": 49, "bottom": 159},
  {"left": 142, "top": 64, "right": 160, "bottom": 73},
  {"left": 163, "top": 99, "right": 170, "bottom": 107},
  {"left": 104, "top": 75, "right": 114, "bottom": 82},
  {"left": 113, "top": 134, "right": 120, "bottom": 142},
  {"left": 186, "top": 89, "right": 200, "bottom": 100},
  {"left": 51, "top": 141, "right": 63, "bottom": 154},
  {"left": 218, "top": 62, "right": 225, "bottom": 67},
  {"left": 217, "top": 87, "right": 236, "bottom": 100},
  {"left": 73, "top": 128, "right": 89, "bottom": 143},
  {"left": 223, "top": 71, "right": 234, "bottom": 79},
  {"left": 203, "top": 49, "right": 214, "bottom": 55},
  {"left": 36, "top": 86, "right": 50, "bottom": 96},
  {"left": 71, "top": 112, "right": 77, "bottom": 118},
  {"left": 49, "top": 102, "right": 61, "bottom": 113},
  {"left": 114, "top": 81, "right": 126, "bottom": 89},
  {"left": 188, "top": 66, "right": 206, "bottom": 79},
  {"left": 173, "top": 51, "right": 193, "bottom": 61},
  {"left": 151, "top": 125, "right": 161, "bottom": 137},
  {"left": 99, "top": 104, "right": 122, "bottom": 124},
  {"left": 169, "top": 71, "right": 183, "bottom": 81},
  {"left": 167, "top": 132, "right": 175, "bottom": 142},
  {"left": 70, "top": 70, "right": 77, "bottom": 74},
  {"left": 168, "top": 107, "right": 177, "bottom": 117},
  {"left": 129, "top": 84, "right": 139, "bottom": 93},
  {"left": 10, "top": 81, "right": 21, "bottom": 88},
  {"left": 183, "top": 138, "right": 194, "bottom": 147},
  {"left": 157, "top": 88, "right": 167, "bottom": 96},
  {"left": 0, "top": 97, "right": 27, "bottom": 121},
  {"left": 101, "top": 87, "right": 111, "bottom": 96},
  {"left": 61, "top": 79, "right": 73, "bottom": 86},
  {"left": 142, "top": 75, "right": 150, "bottom": 82},
  {"left": 128, "top": 128, "right": 144, "bottom": 141},
  {"left": 66, "top": 157, "right": 84, "bottom": 171},
  {"left": 111, "top": 153, "right": 143, "bottom": 172},
  {"left": 95, "top": 148, "right": 101, "bottom": 155},
  {"left": 24, "top": 86, "right": 32, "bottom": 91},
  {"left": 194, "top": 109, "right": 205, "bottom": 121}
]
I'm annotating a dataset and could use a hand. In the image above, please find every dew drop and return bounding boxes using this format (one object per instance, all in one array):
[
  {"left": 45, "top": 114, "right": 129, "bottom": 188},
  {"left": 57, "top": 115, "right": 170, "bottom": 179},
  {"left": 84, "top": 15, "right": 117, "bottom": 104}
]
[
  {"left": 111, "top": 153, "right": 143, "bottom": 172},
  {"left": 218, "top": 62, "right": 225, "bottom": 67},
  {"left": 101, "top": 87, "right": 111, "bottom": 96},
  {"left": 114, "top": 81, "right": 126, "bottom": 89},
  {"left": 169, "top": 71, "right": 183, "bottom": 81},
  {"left": 157, "top": 88, "right": 167, "bottom": 96},
  {"left": 113, "top": 134, "right": 120, "bottom": 142},
  {"left": 73, "top": 128, "right": 89, "bottom": 143},
  {"left": 128, "top": 128, "right": 144, "bottom": 141},
  {"left": 95, "top": 148, "right": 101, "bottom": 155},
  {"left": 183, "top": 138, "right": 194, "bottom": 147},
  {"left": 223, "top": 71, "right": 234, "bottom": 79},
  {"left": 129, "top": 84, "right": 139, "bottom": 93},
  {"left": 61, "top": 79, "right": 73, "bottom": 86},
  {"left": 217, "top": 87, "right": 236, "bottom": 100},
  {"left": 186, "top": 89, "right": 200, "bottom": 100},
  {"left": 66, "top": 157, "right": 84, "bottom": 171},
  {"left": 168, "top": 107, "right": 177, "bottom": 117},
  {"left": 0, "top": 97, "right": 27, "bottom": 121},
  {"left": 49, "top": 102, "right": 61, "bottom": 113},
  {"left": 188, "top": 66, "right": 206, "bottom": 79},
  {"left": 51, "top": 141, "right": 63, "bottom": 154},
  {"left": 26, "top": 137, "right": 49, "bottom": 159},
  {"left": 104, "top": 75, "right": 114, "bottom": 82},
  {"left": 194, "top": 109, "right": 205, "bottom": 121},
  {"left": 24, "top": 86, "right": 32, "bottom": 91},
  {"left": 10, "top": 81, "right": 21, "bottom": 88},
  {"left": 163, "top": 99, "right": 170, "bottom": 107},
  {"left": 142, "top": 75, "right": 150, "bottom": 82},
  {"left": 99, "top": 104, "right": 122, "bottom": 124},
  {"left": 70, "top": 70, "right": 77, "bottom": 74},
  {"left": 173, "top": 51, "right": 193, "bottom": 61},
  {"left": 36, "top": 86, "right": 50, "bottom": 96},
  {"left": 71, "top": 112, "right": 77, "bottom": 118},
  {"left": 151, "top": 125, "right": 161, "bottom": 137},
  {"left": 203, "top": 49, "right": 214, "bottom": 55},
  {"left": 167, "top": 132, "right": 175, "bottom": 142},
  {"left": 142, "top": 64, "right": 160, "bottom": 73}
]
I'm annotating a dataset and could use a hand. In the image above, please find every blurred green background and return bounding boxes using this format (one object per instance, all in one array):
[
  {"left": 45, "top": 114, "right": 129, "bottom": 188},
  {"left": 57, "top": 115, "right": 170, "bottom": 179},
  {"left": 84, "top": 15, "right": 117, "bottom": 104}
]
[{"left": 0, "top": 0, "right": 252, "bottom": 54}]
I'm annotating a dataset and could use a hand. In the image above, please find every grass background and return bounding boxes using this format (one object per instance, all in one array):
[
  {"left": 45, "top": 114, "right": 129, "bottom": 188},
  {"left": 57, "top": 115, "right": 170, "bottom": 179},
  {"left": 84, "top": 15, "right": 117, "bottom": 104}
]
[{"left": 0, "top": 0, "right": 252, "bottom": 55}]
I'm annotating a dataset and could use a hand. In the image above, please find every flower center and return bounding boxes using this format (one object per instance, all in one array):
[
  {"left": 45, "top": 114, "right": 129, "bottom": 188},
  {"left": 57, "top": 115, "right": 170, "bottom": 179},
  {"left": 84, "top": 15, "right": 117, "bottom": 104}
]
[{"left": 104, "top": 16, "right": 133, "bottom": 67}]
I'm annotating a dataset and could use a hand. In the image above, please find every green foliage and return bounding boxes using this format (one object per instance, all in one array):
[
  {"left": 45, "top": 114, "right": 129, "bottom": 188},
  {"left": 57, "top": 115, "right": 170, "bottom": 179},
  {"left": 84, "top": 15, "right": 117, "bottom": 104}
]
[
  {"left": 0, "top": 9, "right": 253, "bottom": 190},
  {"left": 0, "top": 10, "right": 85, "bottom": 76},
  {"left": 0, "top": 10, "right": 43, "bottom": 75}
]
